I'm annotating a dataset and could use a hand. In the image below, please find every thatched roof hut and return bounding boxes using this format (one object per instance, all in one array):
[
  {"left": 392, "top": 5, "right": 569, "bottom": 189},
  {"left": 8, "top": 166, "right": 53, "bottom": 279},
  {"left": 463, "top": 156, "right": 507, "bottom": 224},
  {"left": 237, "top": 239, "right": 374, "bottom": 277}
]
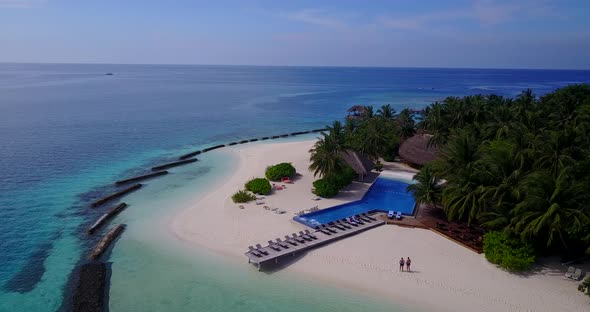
[
  {"left": 398, "top": 134, "right": 439, "bottom": 166},
  {"left": 346, "top": 105, "right": 366, "bottom": 118},
  {"left": 340, "top": 150, "right": 374, "bottom": 180}
]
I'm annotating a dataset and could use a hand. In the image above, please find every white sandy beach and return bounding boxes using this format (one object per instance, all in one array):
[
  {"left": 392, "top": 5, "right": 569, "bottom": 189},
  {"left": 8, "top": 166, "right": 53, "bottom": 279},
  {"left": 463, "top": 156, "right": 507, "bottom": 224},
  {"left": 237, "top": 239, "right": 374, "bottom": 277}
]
[{"left": 171, "top": 139, "right": 589, "bottom": 312}]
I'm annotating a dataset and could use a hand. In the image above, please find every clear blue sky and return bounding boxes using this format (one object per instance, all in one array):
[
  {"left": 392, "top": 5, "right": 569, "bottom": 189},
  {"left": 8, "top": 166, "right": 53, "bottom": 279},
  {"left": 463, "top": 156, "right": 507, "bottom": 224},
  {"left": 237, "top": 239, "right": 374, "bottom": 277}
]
[{"left": 1, "top": 0, "right": 589, "bottom": 69}]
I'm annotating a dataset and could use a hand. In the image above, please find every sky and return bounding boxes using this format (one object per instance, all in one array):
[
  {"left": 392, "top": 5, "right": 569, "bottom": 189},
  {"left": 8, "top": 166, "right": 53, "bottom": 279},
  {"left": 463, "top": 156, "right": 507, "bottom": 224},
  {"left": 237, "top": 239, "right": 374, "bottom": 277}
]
[{"left": 1, "top": 0, "right": 589, "bottom": 69}]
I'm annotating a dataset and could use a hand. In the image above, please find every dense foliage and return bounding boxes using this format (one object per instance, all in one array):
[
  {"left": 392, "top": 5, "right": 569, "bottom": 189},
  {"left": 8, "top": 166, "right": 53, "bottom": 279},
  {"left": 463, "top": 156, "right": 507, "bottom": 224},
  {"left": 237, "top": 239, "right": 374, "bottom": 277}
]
[
  {"left": 308, "top": 106, "right": 417, "bottom": 196},
  {"left": 312, "top": 166, "right": 357, "bottom": 198},
  {"left": 483, "top": 231, "right": 535, "bottom": 272},
  {"left": 579, "top": 275, "right": 590, "bottom": 297},
  {"left": 245, "top": 178, "right": 272, "bottom": 195},
  {"left": 231, "top": 190, "right": 256, "bottom": 203},
  {"left": 414, "top": 85, "right": 590, "bottom": 259},
  {"left": 265, "top": 163, "right": 296, "bottom": 181}
]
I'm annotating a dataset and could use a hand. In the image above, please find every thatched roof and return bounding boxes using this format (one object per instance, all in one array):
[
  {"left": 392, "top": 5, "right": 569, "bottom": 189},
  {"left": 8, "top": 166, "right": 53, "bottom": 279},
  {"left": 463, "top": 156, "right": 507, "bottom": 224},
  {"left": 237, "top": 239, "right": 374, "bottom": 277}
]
[
  {"left": 340, "top": 150, "right": 374, "bottom": 176},
  {"left": 347, "top": 105, "right": 366, "bottom": 113},
  {"left": 398, "top": 134, "right": 440, "bottom": 166}
]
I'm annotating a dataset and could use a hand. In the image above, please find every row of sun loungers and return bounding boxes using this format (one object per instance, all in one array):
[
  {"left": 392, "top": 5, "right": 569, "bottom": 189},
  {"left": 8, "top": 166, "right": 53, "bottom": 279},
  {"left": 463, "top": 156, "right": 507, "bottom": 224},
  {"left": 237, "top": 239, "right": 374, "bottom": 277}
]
[
  {"left": 247, "top": 230, "right": 319, "bottom": 258},
  {"left": 316, "top": 213, "right": 378, "bottom": 235},
  {"left": 564, "top": 266, "right": 589, "bottom": 281}
]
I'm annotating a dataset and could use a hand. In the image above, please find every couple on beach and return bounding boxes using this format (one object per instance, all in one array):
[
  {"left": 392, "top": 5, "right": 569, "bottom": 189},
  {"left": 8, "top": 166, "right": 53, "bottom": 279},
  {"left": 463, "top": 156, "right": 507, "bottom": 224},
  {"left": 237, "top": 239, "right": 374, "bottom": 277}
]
[{"left": 399, "top": 257, "right": 411, "bottom": 272}]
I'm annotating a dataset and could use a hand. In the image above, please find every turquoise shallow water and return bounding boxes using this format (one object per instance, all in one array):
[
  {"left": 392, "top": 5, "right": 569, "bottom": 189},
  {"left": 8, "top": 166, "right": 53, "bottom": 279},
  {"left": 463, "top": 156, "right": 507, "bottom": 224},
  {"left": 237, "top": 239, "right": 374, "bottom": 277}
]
[{"left": 1, "top": 64, "right": 590, "bottom": 312}]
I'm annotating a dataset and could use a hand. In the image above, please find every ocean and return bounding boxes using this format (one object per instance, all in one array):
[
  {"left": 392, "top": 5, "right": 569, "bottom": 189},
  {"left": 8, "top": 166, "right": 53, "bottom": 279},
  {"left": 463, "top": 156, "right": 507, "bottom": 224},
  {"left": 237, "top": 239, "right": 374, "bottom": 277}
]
[{"left": 1, "top": 64, "right": 589, "bottom": 312}]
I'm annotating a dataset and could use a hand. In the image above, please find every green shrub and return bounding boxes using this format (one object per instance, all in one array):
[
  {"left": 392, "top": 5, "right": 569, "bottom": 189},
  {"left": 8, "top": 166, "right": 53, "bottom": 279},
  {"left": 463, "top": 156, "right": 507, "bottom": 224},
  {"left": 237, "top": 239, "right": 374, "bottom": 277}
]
[
  {"left": 483, "top": 231, "right": 535, "bottom": 272},
  {"left": 579, "top": 276, "right": 590, "bottom": 297},
  {"left": 231, "top": 190, "right": 256, "bottom": 203},
  {"left": 312, "top": 166, "right": 357, "bottom": 198},
  {"left": 245, "top": 178, "right": 272, "bottom": 195},
  {"left": 265, "top": 162, "right": 296, "bottom": 181},
  {"left": 328, "top": 166, "right": 356, "bottom": 189},
  {"left": 313, "top": 178, "right": 339, "bottom": 198}
]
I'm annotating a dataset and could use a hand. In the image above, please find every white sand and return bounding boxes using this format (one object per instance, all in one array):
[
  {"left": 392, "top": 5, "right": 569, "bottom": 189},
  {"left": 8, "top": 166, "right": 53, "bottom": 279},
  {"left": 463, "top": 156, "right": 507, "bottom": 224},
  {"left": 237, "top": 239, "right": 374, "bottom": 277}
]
[{"left": 171, "top": 139, "right": 590, "bottom": 312}]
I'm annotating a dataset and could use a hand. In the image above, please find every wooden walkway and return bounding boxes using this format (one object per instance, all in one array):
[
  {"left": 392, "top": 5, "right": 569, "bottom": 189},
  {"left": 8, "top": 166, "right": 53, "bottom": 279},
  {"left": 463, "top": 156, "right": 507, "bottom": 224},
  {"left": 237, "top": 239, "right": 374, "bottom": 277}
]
[{"left": 245, "top": 215, "right": 385, "bottom": 270}]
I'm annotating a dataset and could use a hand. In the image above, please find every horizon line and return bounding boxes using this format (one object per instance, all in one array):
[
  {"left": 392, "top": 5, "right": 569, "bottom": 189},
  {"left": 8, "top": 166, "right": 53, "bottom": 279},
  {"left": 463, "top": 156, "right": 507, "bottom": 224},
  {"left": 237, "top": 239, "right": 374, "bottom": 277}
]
[{"left": 1, "top": 61, "right": 589, "bottom": 71}]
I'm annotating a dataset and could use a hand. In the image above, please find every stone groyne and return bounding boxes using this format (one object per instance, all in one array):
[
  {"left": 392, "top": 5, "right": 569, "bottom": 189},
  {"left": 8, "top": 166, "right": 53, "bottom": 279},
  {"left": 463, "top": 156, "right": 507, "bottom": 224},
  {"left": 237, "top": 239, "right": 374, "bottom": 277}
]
[{"left": 91, "top": 184, "right": 142, "bottom": 208}]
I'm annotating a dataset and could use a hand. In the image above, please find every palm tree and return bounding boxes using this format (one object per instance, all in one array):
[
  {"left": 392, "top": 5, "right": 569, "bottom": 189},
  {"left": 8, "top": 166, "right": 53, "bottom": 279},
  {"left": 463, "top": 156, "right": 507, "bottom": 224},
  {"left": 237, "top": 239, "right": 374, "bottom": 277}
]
[
  {"left": 513, "top": 168, "right": 590, "bottom": 248},
  {"left": 324, "top": 120, "right": 345, "bottom": 147},
  {"left": 407, "top": 165, "right": 441, "bottom": 215},
  {"left": 308, "top": 137, "right": 345, "bottom": 178},
  {"left": 397, "top": 108, "right": 416, "bottom": 139},
  {"left": 377, "top": 104, "right": 396, "bottom": 120},
  {"left": 362, "top": 105, "right": 374, "bottom": 119}
]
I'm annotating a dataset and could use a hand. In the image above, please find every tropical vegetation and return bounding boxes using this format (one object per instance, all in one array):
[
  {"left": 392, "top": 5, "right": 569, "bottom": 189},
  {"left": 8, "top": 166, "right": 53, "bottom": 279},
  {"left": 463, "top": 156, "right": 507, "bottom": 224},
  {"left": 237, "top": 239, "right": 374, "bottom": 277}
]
[
  {"left": 231, "top": 190, "right": 256, "bottom": 203},
  {"left": 313, "top": 166, "right": 357, "bottom": 198},
  {"left": 245, "top": 178, "right": 272, "bottom": 195},
  {"left": 265, "top": 163, "right": 296, "bottom": 181},
  {"left": 411, "top": 85, "right": 590, "bottom": 267},
  {"left": 308, "top": 105, "right": 413, "bottom": 196},
  {"left": 483, "top": 231, "right": 535, "bottom": 272}
]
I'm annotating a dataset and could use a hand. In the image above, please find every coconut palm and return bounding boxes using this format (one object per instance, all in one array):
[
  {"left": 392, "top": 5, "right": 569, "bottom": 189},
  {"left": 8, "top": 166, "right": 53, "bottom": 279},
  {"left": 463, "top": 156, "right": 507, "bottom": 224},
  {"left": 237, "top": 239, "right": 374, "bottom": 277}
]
[
  {"left": 377, "top": 104, "right": 396, "bottom": 120},
  {"left": 513, "top": 168, "right": 590, "bottom": 248},
  {"left": 362, "top": 105, "right": 374, "bottom": 119},
  {"left": 308, "top": 137, "right": 345, "bottom": 178},
  {"left": 407, "top": 165, "right": 441, "bottom": 209}
]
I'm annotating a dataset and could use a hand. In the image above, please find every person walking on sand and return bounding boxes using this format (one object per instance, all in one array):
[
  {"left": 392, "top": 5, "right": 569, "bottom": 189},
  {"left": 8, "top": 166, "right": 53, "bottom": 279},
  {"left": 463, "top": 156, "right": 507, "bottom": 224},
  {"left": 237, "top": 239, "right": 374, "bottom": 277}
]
[
  {"left": 406, "top": 257, "right": 411, "bottom": 272},
  {"left": 399, "top": 257, "right": 405, "bottom": 272}
]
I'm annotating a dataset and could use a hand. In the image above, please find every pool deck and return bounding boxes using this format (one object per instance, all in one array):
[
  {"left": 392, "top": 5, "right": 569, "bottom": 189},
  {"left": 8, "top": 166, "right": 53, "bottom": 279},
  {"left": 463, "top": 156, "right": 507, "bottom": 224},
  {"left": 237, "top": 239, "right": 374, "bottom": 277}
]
[
  {"left": 245, "top": 214, "right": 385, "bottom": 270},
  {"left": 377, "top": 204, "right": 485, "bottom": 253}
]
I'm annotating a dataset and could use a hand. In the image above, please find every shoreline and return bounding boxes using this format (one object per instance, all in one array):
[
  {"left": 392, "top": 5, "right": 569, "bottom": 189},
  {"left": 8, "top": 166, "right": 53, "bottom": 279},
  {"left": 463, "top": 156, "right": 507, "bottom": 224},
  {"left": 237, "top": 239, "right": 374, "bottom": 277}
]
[{"left": 169, "top": 139, "right": 589, "bottom": 312}]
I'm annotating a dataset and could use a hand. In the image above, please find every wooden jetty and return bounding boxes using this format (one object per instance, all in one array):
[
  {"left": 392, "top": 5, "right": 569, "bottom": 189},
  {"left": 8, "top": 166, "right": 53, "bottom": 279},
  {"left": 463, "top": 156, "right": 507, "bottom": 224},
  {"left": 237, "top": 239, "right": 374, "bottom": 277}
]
[
  {"left": 88, "top": 224, "right": 126, "bottom": 260},
  {"left": 151, "top": 158, "right": 197, "bottom": 171},
  {"left": 72, "top": 262, "right": 107, "bottom": 312},
  {"left": 115, "top": 171, "right": 168, "bottom": 185},
  {"left": 202, "top": 144, "right": 225, "bottom": 152},
  {"left": 178, "top": 150, "right": 202, "bottom": 160},
  {"left": 245, "top": 216, "right": 385, "bottom": 271},
  {"left": 87, "top": 203, "right": 128, "bottom": 234},
  {"left": 91, "top": 184, "right": 141, "bottom": 207}
]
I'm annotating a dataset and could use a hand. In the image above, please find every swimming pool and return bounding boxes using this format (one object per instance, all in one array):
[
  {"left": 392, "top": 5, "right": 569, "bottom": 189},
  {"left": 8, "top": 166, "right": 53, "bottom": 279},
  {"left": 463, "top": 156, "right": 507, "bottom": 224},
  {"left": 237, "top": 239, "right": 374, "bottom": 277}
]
[{"left": 294, "top": 176, "right": 416, "bottom": 228}]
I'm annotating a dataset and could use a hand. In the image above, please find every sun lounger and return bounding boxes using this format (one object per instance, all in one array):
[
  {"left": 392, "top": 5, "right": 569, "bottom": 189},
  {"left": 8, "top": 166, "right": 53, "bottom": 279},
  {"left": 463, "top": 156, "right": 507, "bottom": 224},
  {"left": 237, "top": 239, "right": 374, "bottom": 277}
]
[
  {"left": 255, "top": 244, "right": 269, "bottom": 255},
  {"left": 248, "top": 246, "right": 263, "bottom": 257},
  {"left": 321, "top": 224, "right": 337, "bottom": 233},
  {"left": 284, "top": 235, "right": 298, "bottom": 246},
  {"left": 337, "top": 220, "right": 352, "bottom": 229},
  {"left": 362, "top": 212, "right": 377, "bottom": 221},
  {"left": 395, "top": 211, "right": 402, "bottom": 220},
  {"left": 276, "top": 238, "right": 290, "bottom": 249},
  {"left": 281, "top": 177, "right": 292, "bottom": 183},
  {"left": 298, "top": 231, "right": 314, "bottom": 241},
  {"left": 255, "top": 200, "right": 264, "bottom": 205},
  {"left": 571, "top": 268, "right": 583, "bottom": 280},
  {"left": 355, "top": 214, "right": 371, "bottom": 222},
  {"left": 318, "top": 227, "right": 331, "bottom": 235},
  {"left": 345, "top": 217, "right": 359, "bottom": 226},
  {"left": 565, "top": 266, "right": 575, "bottom": 278},
  {"left": 387, "top": 210, "right": 395, "bottom": 219},
  {"left": 352, "top": 216, "right": 364, "bottom": 224},
  {"left": 268, "top": 240, "right": 281, "bottom": 251},
  {"left": 291, "top": 233, "right": 306, "bottom": 243},
  {"left": 331, "top": 222, "right": 345, "bottom": 231},
  {"left": 304, "top": 229, "right": 318, "bottom": 239}
]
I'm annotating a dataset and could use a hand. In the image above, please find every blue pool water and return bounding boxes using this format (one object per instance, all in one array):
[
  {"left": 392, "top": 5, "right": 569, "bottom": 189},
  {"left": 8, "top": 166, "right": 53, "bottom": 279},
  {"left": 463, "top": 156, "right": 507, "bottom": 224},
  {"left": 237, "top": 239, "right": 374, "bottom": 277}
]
[{"left": 294, "top": 176, "right": 415, "bottom": 228}]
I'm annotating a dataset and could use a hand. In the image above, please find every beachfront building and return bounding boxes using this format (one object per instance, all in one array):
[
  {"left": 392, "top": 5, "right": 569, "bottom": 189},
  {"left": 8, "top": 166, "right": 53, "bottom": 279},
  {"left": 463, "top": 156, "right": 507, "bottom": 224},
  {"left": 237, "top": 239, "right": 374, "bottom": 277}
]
[
  {"left": 398, "top": 134, "right": 439, "bottom": 168},
  {"left": 346, "top": 105, "right": 366, "bottom": 119},
  {"left": 339, "top": 150, "right": 374, "bottom": 181}
]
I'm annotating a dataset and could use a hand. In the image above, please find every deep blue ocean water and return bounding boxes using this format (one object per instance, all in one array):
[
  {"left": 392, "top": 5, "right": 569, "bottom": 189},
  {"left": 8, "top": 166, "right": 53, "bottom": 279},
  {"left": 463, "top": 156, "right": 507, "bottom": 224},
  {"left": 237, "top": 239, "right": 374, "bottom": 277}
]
[
  {"left": 295, "top": 177, "right": 415, "bottom": 227},
  {"left": 1, "top": 64, "right": 590, "bottom": 312}
]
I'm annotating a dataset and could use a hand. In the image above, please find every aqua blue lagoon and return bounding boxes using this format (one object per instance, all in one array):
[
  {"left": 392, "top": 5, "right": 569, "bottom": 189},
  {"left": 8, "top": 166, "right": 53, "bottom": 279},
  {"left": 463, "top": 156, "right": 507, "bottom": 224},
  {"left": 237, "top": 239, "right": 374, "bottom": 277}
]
[
  {"left": 294, "top": 176, "right": 415, "bottom": 228},
  {"left": 1, "top": 64, "right": 590, "bottom": 312}
]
